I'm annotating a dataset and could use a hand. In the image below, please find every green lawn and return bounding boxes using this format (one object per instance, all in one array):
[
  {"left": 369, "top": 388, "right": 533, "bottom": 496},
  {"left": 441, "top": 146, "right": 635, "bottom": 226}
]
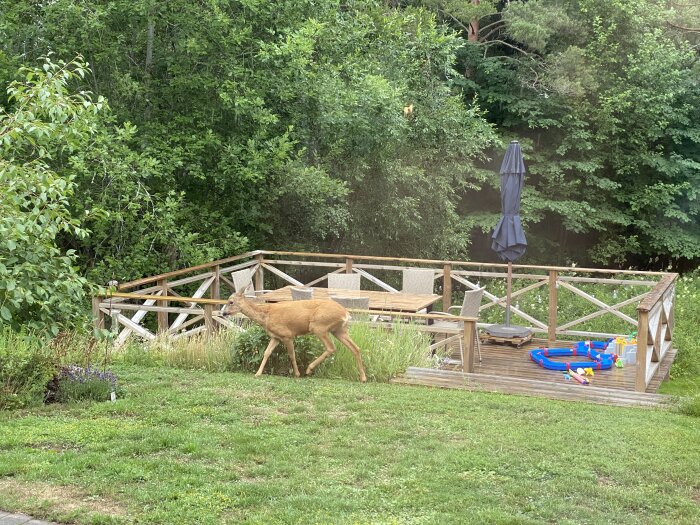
[{"left": 1, "top": 366, "right": 699, "bottom": 525}]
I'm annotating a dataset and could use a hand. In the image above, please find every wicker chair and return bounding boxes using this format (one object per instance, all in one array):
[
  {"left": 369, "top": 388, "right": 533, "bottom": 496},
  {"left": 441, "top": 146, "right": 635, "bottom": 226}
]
[
  {"left": 291, "top": 287, "right": 314, "bottom": 301},
  {"left": 330, "top": 296, "right": 370, "bottom": 309},
  {"left": 401, "top": 268, "right": 435, "bottom": 295},
  {"left": 231, "top": 268, "right": 256, "bottom": 296},
  {"left": 327, "top": 273, "right": 361, "bottom": 290},
  {"left": 430, "top": 288, "right": 485, "bottom": 363}
]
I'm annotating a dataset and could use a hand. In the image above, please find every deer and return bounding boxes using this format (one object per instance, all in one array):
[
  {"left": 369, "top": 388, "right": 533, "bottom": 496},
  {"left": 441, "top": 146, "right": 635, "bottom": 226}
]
[{"left": 221, "top": 292, "right": 367, "bottom": 382}]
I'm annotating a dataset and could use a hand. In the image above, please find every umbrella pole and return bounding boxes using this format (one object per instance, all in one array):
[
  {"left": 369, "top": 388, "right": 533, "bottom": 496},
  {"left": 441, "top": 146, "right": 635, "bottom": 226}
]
[{"left": 505, "top": 262, "right": 512, "bottom": 326}]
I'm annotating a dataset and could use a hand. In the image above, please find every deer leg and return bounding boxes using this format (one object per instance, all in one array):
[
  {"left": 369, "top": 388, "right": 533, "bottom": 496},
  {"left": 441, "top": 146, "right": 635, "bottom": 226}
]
[
  {"left": 256, "top": 338, "right": 280, "bottom": 377},
  {"left": 282, "top": 337, "right": 301, "bottom": 378},
  {"left": 333, "top": 329, "right": 367, "bottom": 383},
  {"left": 305, "top": 333, "right": 337, "bottom": 376}
]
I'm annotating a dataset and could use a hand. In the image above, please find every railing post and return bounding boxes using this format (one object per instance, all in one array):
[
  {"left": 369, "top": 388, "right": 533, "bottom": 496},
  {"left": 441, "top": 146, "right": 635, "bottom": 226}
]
[
  {"left": 548, "top": 270, "right": 558, "bottom": 343},
  {"left": 345, "top": 257, "right": 353, "bottom": 274},
  {"left": 157, "top": 278, "right": 168, "bottom": 333},
  {"left": 92, "top": 296, "right": 105, "bottom": 332},
  {"left": 462, "top": 319, "right": 475, "bottom": 373},
  {"left": 204, "top": 303, "right": 215, "bottom": 336},
  {"left": 443, "top": 263, "right": 452, "bottom": 311},
  {"left": 636, "top": 310, "right": 649, "bottom": 392},
  {"left": 212, "top": 265, "right": 220, "bottom": 300},
  {"left": 254, "top": 254, "right": 264, "bottom": 292}
]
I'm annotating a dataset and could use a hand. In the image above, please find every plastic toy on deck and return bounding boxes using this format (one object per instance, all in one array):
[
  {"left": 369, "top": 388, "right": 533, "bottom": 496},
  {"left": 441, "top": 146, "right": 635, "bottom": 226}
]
[{"left": 529, "top": 340, "right": 616, "bottom": 371}]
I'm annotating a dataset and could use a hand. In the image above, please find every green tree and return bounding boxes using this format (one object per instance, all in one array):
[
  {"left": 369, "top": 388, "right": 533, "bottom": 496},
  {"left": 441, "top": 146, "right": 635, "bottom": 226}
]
[{"left": 0, "top": 56, "right": 95, "bottom": 333}]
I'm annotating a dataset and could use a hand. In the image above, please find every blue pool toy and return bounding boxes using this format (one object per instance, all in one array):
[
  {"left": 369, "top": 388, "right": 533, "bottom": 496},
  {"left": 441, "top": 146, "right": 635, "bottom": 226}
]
[{"left": 529, "top": 340, "right": 615, "bottom": 371}]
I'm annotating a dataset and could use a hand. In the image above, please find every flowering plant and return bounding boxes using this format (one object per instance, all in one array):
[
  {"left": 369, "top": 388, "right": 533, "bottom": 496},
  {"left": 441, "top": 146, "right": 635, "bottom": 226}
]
[{"left": 54, "top": 364, "right": 119, "bottom": 402}]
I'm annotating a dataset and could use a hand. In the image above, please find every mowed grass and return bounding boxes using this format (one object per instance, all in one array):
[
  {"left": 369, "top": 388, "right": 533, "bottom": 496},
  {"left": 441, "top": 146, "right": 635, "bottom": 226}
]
[{"left": 0, "top": 366, "right": 699, "bottom": 525}]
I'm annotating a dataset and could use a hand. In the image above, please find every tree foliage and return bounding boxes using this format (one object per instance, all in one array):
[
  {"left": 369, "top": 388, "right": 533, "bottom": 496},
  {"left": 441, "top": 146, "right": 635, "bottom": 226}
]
[{"left": 1, "top": 0, "right": 699, "bottom": 332}]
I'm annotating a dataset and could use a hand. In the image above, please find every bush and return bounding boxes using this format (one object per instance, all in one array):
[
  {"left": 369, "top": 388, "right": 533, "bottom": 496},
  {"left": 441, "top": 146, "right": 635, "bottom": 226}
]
[
  {"left": 52, "top": 365, "right": 118, "bottom": 403},
  {"left": 232, "top": 324, "right": 323, "bottom": 376},
  {"left": 0, "top": 328, "right": 57, "bottom": 409}
]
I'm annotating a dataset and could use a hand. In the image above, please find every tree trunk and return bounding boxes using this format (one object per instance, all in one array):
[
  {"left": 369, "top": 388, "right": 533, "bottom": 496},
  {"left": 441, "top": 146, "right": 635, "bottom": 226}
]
[{"left": 469, "top": 0, "right": 480, "bottom": 42}]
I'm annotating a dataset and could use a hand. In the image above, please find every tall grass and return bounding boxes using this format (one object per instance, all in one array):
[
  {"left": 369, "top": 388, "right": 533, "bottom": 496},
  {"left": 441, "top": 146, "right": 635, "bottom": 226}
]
[
  {"left": 0, "top": 328, "right": 55, "bottom": 409},
  {"left": 113, "top": 320, "right": 437, "bottom": 382},
  {"left": 116, "top": 329, "right": 239, "bottom": 372},
  {"left": 314, "top": 320, "right": 438, "bottom": 382}
]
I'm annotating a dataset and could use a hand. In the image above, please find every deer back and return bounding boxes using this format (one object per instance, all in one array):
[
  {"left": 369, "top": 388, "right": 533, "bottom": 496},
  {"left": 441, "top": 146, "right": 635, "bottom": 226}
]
[{"left": 264, "top": 299, "right": 349, "bottom": 338}]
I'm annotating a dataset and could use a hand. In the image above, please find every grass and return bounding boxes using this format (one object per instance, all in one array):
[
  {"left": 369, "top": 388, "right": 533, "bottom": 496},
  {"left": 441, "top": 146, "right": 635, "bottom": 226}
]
[
  {"left": 0, "top": 365, "right": 699, "bottom": 525},
  {"left": 113, "top": 321, "right": 438, "bottom": 383}
]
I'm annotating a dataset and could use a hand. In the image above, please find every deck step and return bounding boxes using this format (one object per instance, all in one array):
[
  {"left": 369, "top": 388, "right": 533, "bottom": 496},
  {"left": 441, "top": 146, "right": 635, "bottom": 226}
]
[{"left": 392, "top": 367, "right": 674, "bottom": 408}]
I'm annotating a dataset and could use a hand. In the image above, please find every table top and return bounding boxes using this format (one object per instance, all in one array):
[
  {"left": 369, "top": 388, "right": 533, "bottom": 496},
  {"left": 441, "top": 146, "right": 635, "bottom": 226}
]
[{"left": 259, "top": 286, "right": 441, "bottom": 313}]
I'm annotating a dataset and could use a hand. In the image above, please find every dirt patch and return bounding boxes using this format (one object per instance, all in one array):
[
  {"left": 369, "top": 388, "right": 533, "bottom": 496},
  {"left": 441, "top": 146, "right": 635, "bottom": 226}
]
[
  {"left": 596, "top": 474, "right": 616, "bottom": 487},
  {"left": 0, "top": 478, "right": 128, "bottom": 517}
]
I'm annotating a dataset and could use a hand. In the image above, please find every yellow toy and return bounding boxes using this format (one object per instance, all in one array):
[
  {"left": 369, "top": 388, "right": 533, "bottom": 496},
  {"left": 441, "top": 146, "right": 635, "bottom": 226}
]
[{"left": 583, "top": 367, "right": 594, "bottom": 377}]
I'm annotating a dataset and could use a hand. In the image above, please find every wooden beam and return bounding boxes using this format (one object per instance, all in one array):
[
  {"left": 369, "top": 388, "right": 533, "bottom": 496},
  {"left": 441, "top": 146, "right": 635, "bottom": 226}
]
[
  {"left": 211, "top": 265, "right": 220, "bottom": 300},
  {"left": 557, "top": 281, "right": 637, "bottom": 325},
  {"left": 259, "top": 250, "right": 668, "bottom": 276},
  {"left": 548, "top": 270, "right": 557, "bottom": 342},
  {"left": 636, "top": 311, "right": 649, "bottom": 392},
  {"left": 638, "top": 273, "right": 678, "bottom": 312},
  {"left": 462, "top": 320, "right": 475, "bottom": 373},
  {"left": 261, "top": 263, "right": 303, "bottom": 286},
  {"left": 204, "top": 304, "right": 215, "bottom": 336},
  {"left": 92, "top": 297, "right": 105, "bottom": 332},
  {"left": 443, "top": 264, "right": 452, "bottom": 311},
  {"left": 352, "top": 268, "right": 399, "bottom": 292},
  {"left": 118, "top": 250, "right": 261, "bottom": 290},
  {"left": 157, "top": 278, "right": 169, "bottom": 333},
  {"left": 345, "top": 257, "right": 353, "bottom": 274},
  {"left": 557, "top": 293, "right": 647, "bottom": 331}
]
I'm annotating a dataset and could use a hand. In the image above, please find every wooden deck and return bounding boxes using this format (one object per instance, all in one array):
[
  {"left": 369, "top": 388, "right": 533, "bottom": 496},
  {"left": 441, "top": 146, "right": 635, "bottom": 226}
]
[{"left": 391, "top": 337, "right": 677, "bottom": 407}]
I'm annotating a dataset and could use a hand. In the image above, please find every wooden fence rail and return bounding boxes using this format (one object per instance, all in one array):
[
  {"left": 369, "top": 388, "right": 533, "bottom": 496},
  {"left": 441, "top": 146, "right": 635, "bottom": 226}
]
[{"left": 96, "top": 250, "right": 676, "bottom": 391}]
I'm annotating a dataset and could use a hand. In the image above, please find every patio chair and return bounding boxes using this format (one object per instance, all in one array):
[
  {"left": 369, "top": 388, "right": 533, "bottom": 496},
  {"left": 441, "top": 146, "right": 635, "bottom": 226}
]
[
  {"left": 401, "top": 268, "right": 435, "bottom": 318},
  {"left": 429, "top": 287, "right": 485, "bottom": 364},
  {"left": 330, "top": 295, "right": 369, "bottom": 309},
  {"left": 327, "top": 273, "right": 361, "bottom": 290},
  {"left": 291, "top": 287, "right": 314, "bottom": 301},
  {"left": 330, "top": 296, "right": 377, "bottom": 322},
  {"left": 401, "top": 268, "right": 435, "bottom": 295}
]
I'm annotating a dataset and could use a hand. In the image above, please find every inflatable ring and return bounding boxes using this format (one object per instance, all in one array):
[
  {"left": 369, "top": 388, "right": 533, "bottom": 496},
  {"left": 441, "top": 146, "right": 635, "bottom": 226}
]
[{"left": 529, "top": 340, "right": 615, "bottom": 371}]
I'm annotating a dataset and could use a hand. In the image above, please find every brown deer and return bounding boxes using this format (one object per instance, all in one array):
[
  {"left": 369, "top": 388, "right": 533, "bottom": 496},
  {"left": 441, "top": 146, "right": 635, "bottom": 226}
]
[{"left": 221, "top": 292, "right": 367, "bottom": 382}]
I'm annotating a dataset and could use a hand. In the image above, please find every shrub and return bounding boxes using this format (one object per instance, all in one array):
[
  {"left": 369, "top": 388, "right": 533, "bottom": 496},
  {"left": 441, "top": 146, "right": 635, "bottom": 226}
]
[
  {"left": 0, "top": 328, "right": 57, "bottom": 409},
  {"left": 232, "top": 324, "right": 323, "bottom": 376},
  {"left": 53, "top": 364, "right": 118, "bottom": 403}
]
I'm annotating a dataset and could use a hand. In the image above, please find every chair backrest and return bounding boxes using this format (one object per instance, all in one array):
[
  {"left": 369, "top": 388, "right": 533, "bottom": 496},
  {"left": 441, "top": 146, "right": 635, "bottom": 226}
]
[
  {"left": 401, "top": 268, "right": 435, "bottom": 295},
  {"left": 231, "top": 268, "right": 255, "bottom": 294},
  {"left": 291, "top": 287, "right": 314, "bottom": 301},
  {"left": 459, "top": 288, "right": 485, "bottom": 318},
  {"left": 327, "top": 273, "right": 361, "bottom": 290},
  {"left": 330, "top": 296, "right": 370, "bottom": 310}
]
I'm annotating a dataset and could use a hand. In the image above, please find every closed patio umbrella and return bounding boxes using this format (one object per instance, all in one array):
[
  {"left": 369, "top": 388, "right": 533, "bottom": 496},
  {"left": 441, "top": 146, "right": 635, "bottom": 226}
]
[{"left": 486, "top": 141, "right": 532, "bottom": 339}]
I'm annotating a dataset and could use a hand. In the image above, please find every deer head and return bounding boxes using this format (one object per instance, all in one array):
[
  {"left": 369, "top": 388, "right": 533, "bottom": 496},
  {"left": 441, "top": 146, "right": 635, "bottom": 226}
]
[{"left": 221, "top": 291, "right": 245, "bottom": 317}]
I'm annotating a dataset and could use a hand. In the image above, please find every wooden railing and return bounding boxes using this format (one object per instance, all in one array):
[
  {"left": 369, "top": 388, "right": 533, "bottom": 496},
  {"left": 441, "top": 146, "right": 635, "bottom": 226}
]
[
  {"left": 94, "top": 250, "right": 676, "bottom": 389},
  {"left": 635, "top": 273, "right": 677, "bottom": 391}
]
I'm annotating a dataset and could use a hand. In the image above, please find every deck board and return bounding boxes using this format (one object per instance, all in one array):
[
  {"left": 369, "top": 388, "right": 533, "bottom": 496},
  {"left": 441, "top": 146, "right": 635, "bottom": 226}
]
[{"left": 440, "top": 337, "right": 639, "bottom": 391}]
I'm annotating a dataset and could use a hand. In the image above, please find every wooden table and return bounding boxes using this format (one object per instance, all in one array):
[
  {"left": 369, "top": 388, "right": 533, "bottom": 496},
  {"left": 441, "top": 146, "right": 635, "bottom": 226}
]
[{"left": 259, "top": 286, "right": 441, "bottom": 313}]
